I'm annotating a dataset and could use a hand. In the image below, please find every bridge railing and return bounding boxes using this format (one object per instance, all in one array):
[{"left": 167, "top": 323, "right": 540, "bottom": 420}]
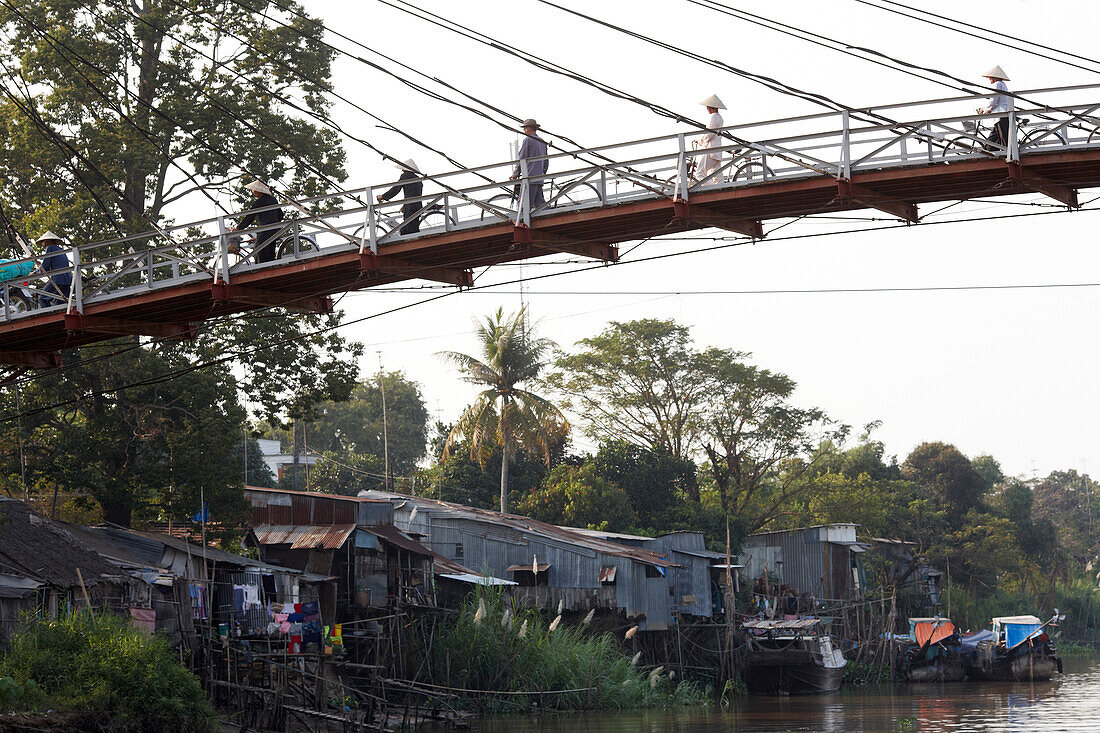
[{"left": 4, "top": 83, "right": 1100, "bottom": 324}]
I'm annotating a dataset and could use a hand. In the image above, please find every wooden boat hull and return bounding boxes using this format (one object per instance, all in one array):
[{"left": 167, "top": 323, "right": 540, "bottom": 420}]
[
  {"left": 744, "top": 651, "right": 846, "bottom": 695},
  {"left": 965, "top": 642, "right": 1062, "bottom": 681},
  {"left": 903, "top": 658, "right": 967, "bottom": 682}
]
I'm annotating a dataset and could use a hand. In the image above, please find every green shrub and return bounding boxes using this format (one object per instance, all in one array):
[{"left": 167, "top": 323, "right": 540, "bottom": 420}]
[
  {"left": 0, "top": 610, "right": 215, "bottom": 732},
  {"left": 425, "top": 589, "right": 709, "bottom": 712}
]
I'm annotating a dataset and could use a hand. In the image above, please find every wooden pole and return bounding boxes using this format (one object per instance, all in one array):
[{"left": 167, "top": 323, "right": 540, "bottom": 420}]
[{"left": 76, "top": 567, "right": 94, "bottom": 619}]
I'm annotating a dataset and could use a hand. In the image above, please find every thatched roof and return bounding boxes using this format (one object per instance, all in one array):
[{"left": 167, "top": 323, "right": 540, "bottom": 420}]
[{"left": 0, "top": 499, "right": 126, "bottom": 588}]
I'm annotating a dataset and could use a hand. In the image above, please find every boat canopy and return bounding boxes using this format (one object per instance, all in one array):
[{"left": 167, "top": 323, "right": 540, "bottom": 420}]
[
  {"left": 909, "top": 617, "right": 955, "bottom": 646},
  {"left": 742, "top": 619, "right": 821, "bottom": 630}
]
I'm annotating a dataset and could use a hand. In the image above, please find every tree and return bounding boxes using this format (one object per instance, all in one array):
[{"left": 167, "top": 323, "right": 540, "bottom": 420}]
[
  {"left": 699, "top": 353, "right": 848, "bottom": 534},
  {"left": 517, "top": 464, "right": 635, "bottom": 532},
  {"left": 0, "top": 1, "right": 363, "bottom": 523},
  {"left": 0, "top": 344, "right": 249, "bottom": 527},
  {"left": 1032, "top": 470, "right": 1100, "bottom": 561},
  {"left": 438, "top": 308, "right": 568, "bottom": 513},
  {"left": 546, "top": 319, "right": 713, "bottom": 468},
  {"left": 902, "top": 443, "right": 986, "bottom": 527},
  {"left": 305, "top": 372, "right": 430, "bottom": 478},
  {"left": 307, "top": 450, "right": 385, "bottom": 497},
  {"left": 587, "top": 440, "right": 697, "bottom": 529},
  {"left": 0, "top": 0, "right": 344, "bottom": 239}
]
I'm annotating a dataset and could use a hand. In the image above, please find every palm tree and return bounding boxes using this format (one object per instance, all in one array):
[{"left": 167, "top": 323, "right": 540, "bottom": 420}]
[{"left": 438, "top": 307, "right": 567, "bottom": 513}]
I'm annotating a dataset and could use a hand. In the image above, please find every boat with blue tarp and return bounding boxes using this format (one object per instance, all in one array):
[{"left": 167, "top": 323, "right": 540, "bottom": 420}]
[{"left": 962, "top": 614, "right": 1063, "bottom": 681}]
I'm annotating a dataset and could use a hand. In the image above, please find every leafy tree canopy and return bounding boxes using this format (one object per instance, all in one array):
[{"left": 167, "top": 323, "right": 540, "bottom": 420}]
[
  {"left": 517, "top": 464, "right": 635, "bottom": 532},
  {"left": 586, "top": 440, "right": 697, "bottom": 529}
]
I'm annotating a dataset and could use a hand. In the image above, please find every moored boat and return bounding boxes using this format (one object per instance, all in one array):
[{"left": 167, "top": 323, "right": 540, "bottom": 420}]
[
  {"left": 742, "top": 618, "right": 847, "bottom": 695},
  {"left": 896, "top": 617, "right": 966, "bottom": 682},
  {"left": 962, "top": 615, "right": 1063, "bottom": 682}
]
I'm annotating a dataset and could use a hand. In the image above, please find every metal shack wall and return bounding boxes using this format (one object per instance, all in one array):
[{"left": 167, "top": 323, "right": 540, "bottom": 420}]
[
  {"left": 391, "top": 507, "right": 673, "bottom": 628},
  {"left": 650, "top": 533, "right": 711, "bottom": 619},
  {"left": 740, "top": 528, "right": 833, "bottom": 599}
]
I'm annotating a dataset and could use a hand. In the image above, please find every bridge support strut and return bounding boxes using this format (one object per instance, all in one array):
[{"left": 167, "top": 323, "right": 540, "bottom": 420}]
[
  {"left": 64, "top": 313, "right": 197, "bottom": 339},
  {"left": 512, "top": 225, "right": 619, "bottom": 262},
  {"left": 836, "top": 179, "right": 918, "bottom": 223},
  {"left": 671, "top": 200, "right": 764, "bottom": 238},
  {"left": 0, "top": 351, "right": 61, "bottom": 368},
  {"left": 359, "top": 253, "right": 473, "bottom": 288},
  {"left": 211, "top": 283, "right": 335, "bottom": 314},
  {"left": 1004, "top": 162, "right": 1079, "bottom": 208}
]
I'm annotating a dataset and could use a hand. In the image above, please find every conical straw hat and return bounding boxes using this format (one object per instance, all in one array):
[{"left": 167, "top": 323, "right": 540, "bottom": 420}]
[
  {"left": 982, "top": 65, "right": 1009, "bottom": 81},
  {"left": 396, "top": 159, "right": 420, "bottom": 173},
  {"left": 699, "top": 94, "right": 726, "bottom": 109},
  {"left": 246, "top": 180, "right": 272, "bottom": 195},
  {"left": 35, "top": 231, "right": 64, "bottom": 244}
]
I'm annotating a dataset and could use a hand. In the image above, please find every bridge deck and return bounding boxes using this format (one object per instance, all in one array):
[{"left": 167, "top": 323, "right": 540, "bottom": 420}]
[{"left": 3, "top": 83, "right": 1100, "bottom": 366}]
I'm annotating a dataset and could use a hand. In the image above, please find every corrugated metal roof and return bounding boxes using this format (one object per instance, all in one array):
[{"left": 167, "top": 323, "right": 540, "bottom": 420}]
[
  {"left": 439, "top": 573, "right": 517, "bottom": 586},
  {"left": 362, "top": 525, "right": 433, "bottom": 556},
  {"left": 598, "top": 565, "right": 617, "bottom": 583},
  {"left": 362, "top": 490, "right": 677, "bottom": 569},
  {"left": 507, "top": 562, "right": 551, "bottom": 573},
  {"left": 252, "top": 524, "right": 356, "bottom": 549},
  {"left": 245, "top": 486, "right": 387, "bottom": 503}
]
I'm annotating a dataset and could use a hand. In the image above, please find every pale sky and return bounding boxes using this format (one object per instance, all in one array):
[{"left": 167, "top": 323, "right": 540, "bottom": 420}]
[{"left": 281, "top": 0, "right": 1099, "bottom": 478}]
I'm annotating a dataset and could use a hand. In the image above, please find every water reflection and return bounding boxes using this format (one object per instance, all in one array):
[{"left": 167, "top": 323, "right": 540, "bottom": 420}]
[{"left": 431, "top": 657, "right": 1100, "bottom": 733}]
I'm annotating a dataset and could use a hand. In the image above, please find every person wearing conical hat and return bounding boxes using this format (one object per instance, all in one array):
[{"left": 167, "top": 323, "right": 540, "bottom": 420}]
[
  {"left": 34, "top": 231, "right": 73, "bottom": 307},
  {"left": 376, "top": 159, "right": 424, "bottom": 235},
  {"left": 978, "top": 66, "right": 1011, "bottom": 154},
  {"left": 233, "top": 179, "right": 283, "bottom": 263},
  {"left": 510, "top": 119, "right": 549, "bottom": 212},
  {"left": 696, "top": 94, "right": 727, "bottom": 183}
]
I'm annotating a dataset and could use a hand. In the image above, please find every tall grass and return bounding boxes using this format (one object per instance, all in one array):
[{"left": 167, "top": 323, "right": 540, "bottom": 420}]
[
  {"left": 0, "top": 610, "right": 215, "bottom": 732},
  {"left": 426, "top": 590, "right": 708, "bottom": 712},
  {"left": 947, "top": 579, "right": 1100, "bottom": 641}
]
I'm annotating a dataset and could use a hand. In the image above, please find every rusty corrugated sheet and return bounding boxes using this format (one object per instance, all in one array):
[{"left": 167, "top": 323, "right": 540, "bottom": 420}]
[
  {"left": 363, "top": 525, "right": 433, "bottom": 556},
  {"left": 598, "top": 565, "right": 617, "bottom": 583},
  {"left": 252, "top": 524, "right": 355, "bottom": 549}
]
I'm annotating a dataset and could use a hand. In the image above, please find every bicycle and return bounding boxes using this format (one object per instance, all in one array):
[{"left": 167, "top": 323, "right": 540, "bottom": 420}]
[
  {"left": 478, "top": 177, "right": 602, "bottom": 221},
  {"left": 940, "top": 116, "right": 1067, "bottom": 159},
  {"left": 0, "top": 258, "right": 34, "bottom": 316},
  {"left": 353, "top": 202, "right": 458, "bottom": 243},
  {"left": 664, "top": 138, "right": 776, "bottom": 188}
]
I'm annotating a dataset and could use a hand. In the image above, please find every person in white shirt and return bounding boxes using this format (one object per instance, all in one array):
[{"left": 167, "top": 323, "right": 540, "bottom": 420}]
[
  {"left": 696, "top": 94, "right": 726, "bottom": 183},
  {"left": 977, "top": 65, "right": 1011, "bottom": 153}
]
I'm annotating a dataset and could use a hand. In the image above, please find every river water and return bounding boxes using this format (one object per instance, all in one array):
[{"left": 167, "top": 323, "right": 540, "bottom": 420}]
[{"left": 438, "top": 656, "right": 1100, "bottom": 733}]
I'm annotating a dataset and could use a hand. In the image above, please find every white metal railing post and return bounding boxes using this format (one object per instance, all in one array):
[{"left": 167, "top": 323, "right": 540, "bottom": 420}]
[
  {"left": 444, "top": 194, "right": 453, "bottom": 232},
  {"left": 840, "top": 110, "right": 852, "bottom": 179},
  {"left": 926, "top": 122, "right": 933, "bottom": 161},
  {"left": 217, "top": 215, "right": 230, "bottom": 284},
  {"left": 367, "top": 186, "right": 379, "bottom": 254},
  {"left": 599, "top": 168, "right": 607, "bottom": 205},
  {"left": 517, "top": 158, "right": 531, "bottom": 226},
  {"left": 292, "top": 220, "right": 300, "bottom": 256},
  {"left": 71, "top": 246, "right": 83, "bottom": 314},
  {"left": 676, "top": 133, "right": 689, "bottom": 200},
  {"left": 1008, "top": 96, "right": 1019, "bottom": 161}
]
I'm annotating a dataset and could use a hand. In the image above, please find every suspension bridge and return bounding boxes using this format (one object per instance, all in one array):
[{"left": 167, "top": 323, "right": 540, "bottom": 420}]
[{"left": 2, "top": 83, "right": 1100, "bottom": 370}]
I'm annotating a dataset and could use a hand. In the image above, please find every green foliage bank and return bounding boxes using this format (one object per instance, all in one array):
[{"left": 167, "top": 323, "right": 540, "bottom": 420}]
[{"left": 0, "top": 611, "right": 214, "bottom": 732}]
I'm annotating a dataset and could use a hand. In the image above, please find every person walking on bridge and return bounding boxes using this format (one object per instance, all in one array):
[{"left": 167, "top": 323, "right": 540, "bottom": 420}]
[
  {"left": 978, "top": 65, "right": 1011, "bottom": 154},
  {"left": 233, "top": 180, "right": 283, "bottom": 263},
  {"left": 511, "top": 119, "right": 548, "bottom": 214},
  {"left": 696, "top": 94, "right": 727, "bottom": 183},
  {"left": 376, "top": 159, "right": 424, "bottom": 235},
  {"left": 35, "top": 231, "right": 72, "bottom": 308}
]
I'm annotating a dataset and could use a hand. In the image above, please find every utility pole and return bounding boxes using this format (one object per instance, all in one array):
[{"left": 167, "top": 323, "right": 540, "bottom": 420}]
[{"left": 378, "top": 351, "right": 390, "bottom": 492}]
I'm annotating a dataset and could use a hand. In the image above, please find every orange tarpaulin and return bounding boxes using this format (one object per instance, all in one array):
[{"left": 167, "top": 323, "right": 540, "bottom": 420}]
[{"left": 915, "top": 620, "right": 955, "bottom": 647}]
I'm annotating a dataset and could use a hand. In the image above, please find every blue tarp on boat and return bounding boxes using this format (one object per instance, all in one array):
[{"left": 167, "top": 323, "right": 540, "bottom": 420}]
[{"left": 1005, "top": 623, "right": 1043, "bottom": 649}]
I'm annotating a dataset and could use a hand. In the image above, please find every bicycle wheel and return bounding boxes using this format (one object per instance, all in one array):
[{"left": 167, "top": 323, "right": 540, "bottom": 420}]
[
  {"left": 1020, "top": 127, "right": 1067, "bottom": 152},
  {"left": 553, "top": 181, "right": 601, "bottom": 209},
  {"left": 480, "top": 192, "right": 518, "bottom": 221},
  {"left": 276, "top": 233, "right": 319, "bottom": 259},
  {"left": 732, "top": 161, "right": 774, "bottom": 182},
  {"left": 1088, "top": 127, "right": 1100, "bottom": 146},
  {"left": 940, "top": 135, "right": 980, "bottom": 159},
  {"left": 3, "top": 290, "right": 31, "bottom": 315},
  {"left": 420, "top": 205, "right": 454, "bottom": 230}
]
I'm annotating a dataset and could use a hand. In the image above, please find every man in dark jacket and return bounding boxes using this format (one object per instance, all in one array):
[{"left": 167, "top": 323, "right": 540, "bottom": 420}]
[
  {"left": 510, "top": 119, "right": 548, "bottom": 212},
  {"left": 376, "top": 159, "right": 424, "bottom": 235},
  {"left": 35, "top": 231, "right": 72, "bottom": 307},
  {"left": 234, "top": 180, "right": 283, "bottom": 263}
]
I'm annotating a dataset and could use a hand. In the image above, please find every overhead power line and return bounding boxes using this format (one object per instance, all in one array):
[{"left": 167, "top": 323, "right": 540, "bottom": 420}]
[{"left": 853, "top": 0, "right": 1100, "bottom": 75}]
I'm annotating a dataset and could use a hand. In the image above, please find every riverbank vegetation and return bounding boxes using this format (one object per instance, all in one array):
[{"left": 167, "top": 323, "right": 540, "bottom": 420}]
[
  {"left": 417, "top": 590, "right": 708, "bottom": 712},
  {"left": 0, "top": 611, "right": 214, "bottom": 732}
]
